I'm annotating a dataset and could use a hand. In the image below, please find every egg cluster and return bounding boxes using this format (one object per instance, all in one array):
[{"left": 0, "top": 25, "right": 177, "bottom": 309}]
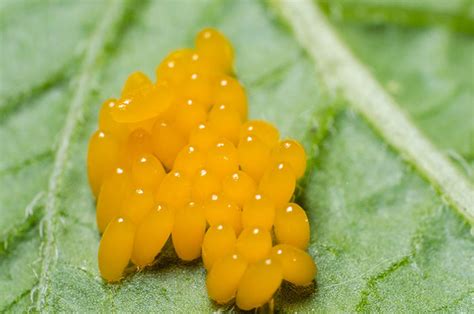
[{"left": 87, "top": 28, "right": 317, "bottom": 310}]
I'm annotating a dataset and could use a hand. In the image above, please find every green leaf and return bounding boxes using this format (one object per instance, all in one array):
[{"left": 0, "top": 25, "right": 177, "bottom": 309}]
[
  {"left": 0, "top": 0, "right": 473, "bottom": 312},
  {"left": 327, "top": 17, "right": 474, "bottom": 182},
  {"left": 317, "top": 0, "right": 474, "bottom": 34}
]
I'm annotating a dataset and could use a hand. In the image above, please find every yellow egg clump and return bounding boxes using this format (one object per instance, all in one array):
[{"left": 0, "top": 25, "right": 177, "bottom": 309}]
[{"left": 88, "top": 27, "right": 316, "bottom": 310}]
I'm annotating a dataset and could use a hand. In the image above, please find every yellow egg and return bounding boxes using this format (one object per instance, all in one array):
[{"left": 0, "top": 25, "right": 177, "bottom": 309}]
[
  {"left": 184, "top": 51, "right": 222, "bottom": 84},
  {"left": 206, "top": 139, "right": 239, "bottom": 179},
  {"left": 181, "top": 72, "right": 213, "bottom": 109},
  {"left": 98, "top": 216, "right": 136, "bottom": 282},
  {"left": 241, "top": 193, "right": 275, "bottom": 230},
  {"left": 189, "top": 123, "right": 220, "bottom": 151},
  {"left": 203, "top": 194, "right": 241, "bottom": 234},
  {"left": 222, "top": 171, "right": 257, "bottom": 207},
  {"left": 131, "top": 203, "right": 175, "bottom": 268},
  {"left": 87, "top": 130, "right": 121, "bottom": 198},
  {"left": 235, "top": 227, "right": 272, "bottom": 263},
  {"left": 191, "top": 168, "right": 222, "bottom": 203},
  {"left": 195, "top": 28, "right": 234, "bottom": 74},
  {"left": 112, "top": 82, "right": 172, "bottom": 123},
  {"left": 172, "top": 202, "right": 206, "bottom": 261},
  {"left": 240, "top": 120, "right": 279, "bottom": 148},
  {"left": 259, "top": 162, "right": 296, "bottom": 209},
  {"left": 119, "top": 128, "right": 153, "bottom": 167},
  {"left": 159, "top": 99, "right": 178, "bottom": 123},
  {"left": 271, "top": 244, "right": 316, "bottom": 286},
  {"left": 173, "top": 145, "right": 207, "bottom": 178},
  {"left": 271, "top": 139, "right": 307, "bottom": 179},
  {"left": 91, "top": 29, "right": 316, "bottom": 302},
  {"left": 121, "top": 71, "right": 153, "bottom": 98},
  {"left": 213, "top": 76, "right": 247, "bottom": 120},
  {"left": 173, "top": 99, "right": 208, "bottom": 138},
  {"left": 237, "top": 135, "right": 271, "bottom": 182},
  {"left": 235, "top": 258, "right": 283, "bottom": 310},
  {"left": 202, "top": 224, "right": 236, "bottom": 270},
  {"left": 207, "top": 104, "right": 242, "bottom": 146},
  {"left": 274, "top": 203, "right": 310, "bottom": 249},
  {"left": 155, "top": 48, "right": 194, "bottom": 85},
  {"left": 155, "top": 170, "right": 192, "bottom": 209},
  {"left": 131, "top": 153, "right": 165, "bottom": 190},
  {"left": 119, "top": 186, "right": 154, "bottom": 225},
  {"left": 127, "top": 116, "right": 157, "bottom": 134},
  {"left": 98, "top": 98, "right": 130, "bottom": 141},
  {"left": 126, "top": 128, "right": 152, "bottom": 152},
  {"left": 96, "top": 167, "right": 130, "bottom": 233},
  {"left": 151, "top": 120, "right": 186, "bottom": 170},
  {"left": 206, "top": 253, "right": 247, "bottom": 304}
]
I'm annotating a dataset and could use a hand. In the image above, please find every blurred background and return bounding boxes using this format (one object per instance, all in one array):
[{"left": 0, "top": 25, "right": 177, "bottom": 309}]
[{"left": 0, "top": 0, "right": 473, "bottom": 312}]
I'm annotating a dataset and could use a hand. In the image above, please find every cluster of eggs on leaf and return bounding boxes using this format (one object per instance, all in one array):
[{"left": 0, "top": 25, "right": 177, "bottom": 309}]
[{"left": 87, "top": 28, "right": 317, "bottom": 311}]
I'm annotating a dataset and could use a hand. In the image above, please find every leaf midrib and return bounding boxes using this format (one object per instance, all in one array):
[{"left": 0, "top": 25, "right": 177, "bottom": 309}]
[
  {"left": 33, "top": 0, "right": 127, "bottom": 310},
  {"left": 274, "top": 0, "right": 474, "bottom": 224}
]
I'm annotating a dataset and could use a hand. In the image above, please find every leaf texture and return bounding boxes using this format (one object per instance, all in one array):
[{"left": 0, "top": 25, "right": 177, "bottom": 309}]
[{"left": 0, "top": 0, "right": 472, "bottom": 312}]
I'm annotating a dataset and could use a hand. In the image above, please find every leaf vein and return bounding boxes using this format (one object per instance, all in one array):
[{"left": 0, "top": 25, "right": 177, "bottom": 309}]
[
  {"left": 1, "top": 287, "right": 33, "bottom": 312},
  {"left": 0, "top": 58, "right": 77, "bottom": 124},
  {"left": 275, "top": 0, "right": 474, "bottom": 223},
  {"left": 354, "top": 206, "right": 442, "bottom": 311},
  {"left": 0, "top": 191, "right": 43, "bottom": 255},
  {"left": 249, "top": 55, "right": 302, "bottom": 88},
  {"left": 0, "top": 149, "right": 53, "bottom": 176},
  {"left": 317, "top": 0, "right": 474, "bottom": 34},
  {"left": 355, "top": 255, "right": 412, "bottom": 312},
  {"left": 33, "top": 1, "right": 128, "bottom": 310}
]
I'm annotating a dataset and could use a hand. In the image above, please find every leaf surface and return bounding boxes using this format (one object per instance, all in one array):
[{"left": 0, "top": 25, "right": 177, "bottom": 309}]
[{"left": 0, "top": 0, "right": 472, "bottom": 312}]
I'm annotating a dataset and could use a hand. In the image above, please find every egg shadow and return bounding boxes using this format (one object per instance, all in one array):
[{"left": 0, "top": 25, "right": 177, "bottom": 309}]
[
  {"left": 148, "top": 239, "right": 204, "bottom": 272},
  {"left": 274, "top": 279, "right": 318, "bottom": 309},
  {"left": 283, "top": 280, "right": 317, "bottom": 300},
  {"left": 206, "top": 279, "right": 318, "bottom": 313}
]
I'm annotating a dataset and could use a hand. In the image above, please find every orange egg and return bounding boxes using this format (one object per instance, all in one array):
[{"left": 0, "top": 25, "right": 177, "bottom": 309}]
[
  {"left": 172, "top": 202, "right": 207, "bottom": 261},
  {"left": 151, "top": 120, "right": 186, "bottom": 170},
  {"left": 213, "top": 75, "right": 247, "bottom": 120},
  {"left": 195, "top": 28, "right": 234, "bottom": 74},
  {"left": 87, "top": 130, "right": 121, "bottom": 198}
]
